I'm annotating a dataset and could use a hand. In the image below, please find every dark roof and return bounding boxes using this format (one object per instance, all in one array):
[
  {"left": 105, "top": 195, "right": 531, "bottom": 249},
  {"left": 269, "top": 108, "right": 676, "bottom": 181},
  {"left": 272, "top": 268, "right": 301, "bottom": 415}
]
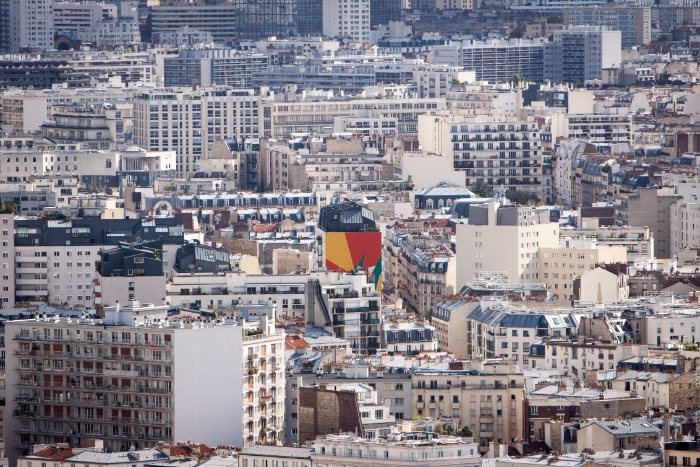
[{"left": 14, "top": 218, "right": 184, "bottom": 247}]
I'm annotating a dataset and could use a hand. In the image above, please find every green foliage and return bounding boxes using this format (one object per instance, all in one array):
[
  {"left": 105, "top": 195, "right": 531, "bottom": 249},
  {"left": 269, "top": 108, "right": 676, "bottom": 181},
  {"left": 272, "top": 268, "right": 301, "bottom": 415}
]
[
  {"left": 506, "top": 190, "right": 540, "bottom": 206},
  {"left": 686, "top": 344, "right": 698, "bottom": 351},
  {"left": 547, "top": 15, "right": 563, "bottom": 23},
  {"left": 509, "top": 26, "right": 524, "bottom": 39},
  {"left": 509, "top": 73, "right": 527, "bottom": 88},
  {"left": 601, "top": 163, "right": 611, "bottom": 173},
  {"left": 655, "top": 34, "right": 670, "bottom": 42},
  {"left": 471, "top": 179, "right": 495, "bottom": 198},
  {"left": 460, "top": 425, "right": 474, "bottom": 436},
  {"left": 0, "top": 201, "right": 16, "bottom": 214},
  {"left": 47, "top": 211, "right": 65, "bottom": 220}
]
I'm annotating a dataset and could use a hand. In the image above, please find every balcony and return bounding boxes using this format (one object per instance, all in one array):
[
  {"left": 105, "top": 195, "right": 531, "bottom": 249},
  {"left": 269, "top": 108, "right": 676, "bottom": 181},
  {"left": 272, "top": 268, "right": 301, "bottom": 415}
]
[
  {"left": 16, "top": 289, "right": 49, "bottom": 296},
  {"left": 479, "top": 415, "right": 494, "bottom": 423},
  {"left": 480, "top": 431, "right": 494, "bottom": 438}
]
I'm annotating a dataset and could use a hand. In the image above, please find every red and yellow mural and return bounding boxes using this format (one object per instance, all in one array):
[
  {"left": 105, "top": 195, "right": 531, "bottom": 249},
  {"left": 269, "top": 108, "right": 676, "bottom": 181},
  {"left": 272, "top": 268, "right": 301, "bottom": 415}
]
[{"left": 325, "top": 232, "right": 383, "bottom": 291}]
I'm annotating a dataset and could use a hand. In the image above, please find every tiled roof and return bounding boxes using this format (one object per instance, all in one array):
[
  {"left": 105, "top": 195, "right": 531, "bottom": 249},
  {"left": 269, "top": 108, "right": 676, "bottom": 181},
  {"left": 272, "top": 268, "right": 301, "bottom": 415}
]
[
  {"left": 286, "top": 335, "right": 310, "bottom": 350},
  {"left": 29, "top": 447, "right": 74, "bottom": 461}
]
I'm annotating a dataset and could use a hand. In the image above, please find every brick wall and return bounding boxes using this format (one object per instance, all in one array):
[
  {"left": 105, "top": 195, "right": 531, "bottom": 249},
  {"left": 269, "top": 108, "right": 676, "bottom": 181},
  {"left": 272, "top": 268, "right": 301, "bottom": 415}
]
[{"left": 298, "top": 386, "right": 363, "bottom": 443}]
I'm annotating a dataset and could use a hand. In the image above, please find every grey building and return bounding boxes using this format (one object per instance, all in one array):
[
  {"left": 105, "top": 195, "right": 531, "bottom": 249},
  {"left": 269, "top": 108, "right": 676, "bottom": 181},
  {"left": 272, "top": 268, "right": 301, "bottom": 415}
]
[
  {"left": 163, "top": 49, "right": 269, "bottom": 89},
  {"left": 0, "top": 0, "right": 10, "bottom": 53},
  {"left": 150, "top": 5, "right": 237, "bottom": 42},
  {"left": 564, "top": 6, "right": 651, "bottom": 48},
  {"left": 175, "top": 242, "right": 231, "bottom": 273},
  {"left": 100, "top": 241, "right": 165, "bottom": 278},
  {"left": 628, "top": 187, "right": 680, "bottom": 259},
  {"left": 460, "top": 39, "right": 546, "bottom": 83},
  {"left": 0, "top": 191, "right": 56, "bottom": 215},
  {"left": 253, "top": 65, "right": 376, "bottom": 93},
  {"left": 0, "top": 61, "right": 89, "bottom": 91}
]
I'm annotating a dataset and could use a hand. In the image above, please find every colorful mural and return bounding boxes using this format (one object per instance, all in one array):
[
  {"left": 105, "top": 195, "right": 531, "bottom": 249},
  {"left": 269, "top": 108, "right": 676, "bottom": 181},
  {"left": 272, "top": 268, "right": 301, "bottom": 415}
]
[{"left": 325, "top": 232, "right": 382, "bottom": 291}]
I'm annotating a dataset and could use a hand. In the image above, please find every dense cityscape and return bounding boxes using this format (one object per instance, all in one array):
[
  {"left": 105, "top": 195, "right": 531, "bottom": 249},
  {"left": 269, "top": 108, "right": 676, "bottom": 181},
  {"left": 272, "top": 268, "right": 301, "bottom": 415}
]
[{"left": 0, "top": 0, "right": 699, "bottom": 466}]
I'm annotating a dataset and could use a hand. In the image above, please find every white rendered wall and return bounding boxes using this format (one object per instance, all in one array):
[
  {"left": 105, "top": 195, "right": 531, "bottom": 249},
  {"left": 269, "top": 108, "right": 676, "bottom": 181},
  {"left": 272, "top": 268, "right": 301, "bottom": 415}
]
[{"left": 172, "top": 326, "right": 243, "bottom": 446}]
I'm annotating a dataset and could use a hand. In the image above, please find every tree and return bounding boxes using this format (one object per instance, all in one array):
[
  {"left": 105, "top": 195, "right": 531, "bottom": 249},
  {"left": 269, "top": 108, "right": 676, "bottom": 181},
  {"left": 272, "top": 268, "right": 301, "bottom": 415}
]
[
  {"left": 471, "top": 179, "right": 495, "bottom": 198},
  {"left": 655, "top": 34, "right": 670, "bottom": 42},
  {"left": 506, "top": 189, "right": 540, "bottom": 206},
  {"left": 509, "top": 73, "right": 527, "bottom": 88},
  {"left": 460, "top": 425, "right": 474, "bottom": 437},
  {"left": 0, "top": 201, "right": 16, "bottom": 214},
  {"left": 547, "top": 15, "right": 563, "bottom": 23},
  {"left": 509, "top": 26, "right": 524, "bottom": 39},
  {"left": 601, "top": 163, "right": 611, "bottom": 173}
]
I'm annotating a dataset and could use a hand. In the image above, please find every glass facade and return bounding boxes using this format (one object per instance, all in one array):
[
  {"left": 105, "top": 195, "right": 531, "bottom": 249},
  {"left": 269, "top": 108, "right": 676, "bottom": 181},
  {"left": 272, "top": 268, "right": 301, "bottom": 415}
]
[
  {"left": 370, "top": 0, "right": 401, "bottom": 28},
  {"left": 236, "top": 0, "right": 299, "bottom": 39},
  {"left": 297, "top": 0, "right": 323, "bottom": 36}
]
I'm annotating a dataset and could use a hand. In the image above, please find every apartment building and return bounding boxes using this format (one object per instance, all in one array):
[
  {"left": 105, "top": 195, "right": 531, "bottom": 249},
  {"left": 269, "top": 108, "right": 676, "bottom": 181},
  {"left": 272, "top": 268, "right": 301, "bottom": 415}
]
[
  {"left": 52, "top": 1, "right": 114, "bottom": 37},
  {"left": 547, "top": 26, "right": 622, "bottom": 82},
  {"left": 0, "top": 212, "right": 14, "bottom": 307},
  {"left": 464, "top": 306, "right": 582, "bottom": 363},
  {"left": 264, "top": 93, "right": 445, "bottom": 138},
  {"left": 241, "top": 432, "right": 479, "bottom": 467},
  {"left": 455, "top": 201, "right": 560, "bottom": 287},
  {"left": 1, "top": 149, "right": 119, "bottom": 187},
  {"left": 1, "top": 87, "right": 136, "bottom": 134},
  {"left": 312, "top": 432, "right": 479, "bottom": 466},
  {"left": 564, "top": 6, "right": 652, "bottom": 47},
  {"left": 150, "top": 5, "right": 237, "bottom": 41},
  {"left": 5, "top": 303, "right": 248, "bottom": 465},
  {"left": 40, "top": 104, "right": 132, "bottom": 151},
  {"left": 382, "top": 321, "right": 437, "bottom": 355},
  {"left": 529, "top": 338, "right": 648, "bottom": 381},
  {"left": 383, "top": 228, "right": 456, "bottom": 314},
  {"left": 43, "top": 50, "right": 155, "bottom": 84},
  {"left": 132, "top": 87, "right": 262, "bottom": 178},
  {"left": 9, "top": 0, "right": 54, "bottom": 52},
  {"left": 539, "top": 237, "right": 627, "bottom": 301},
  {"left": 431, "top": 301, "right": 479, "bottom": 359},
  {"left": 323, "top": 0, "right": 371, "bottom": 43},
  {"left": 416, "top": 66, "right": 475, "bottom": 99},
  {"left": 628, "top": 312, "right": 700, "bottom": 347},
  {"left": 76, "top": 17, "right": 141, "bottom": 48},
  {"left": 411, "top": 370, "right": 524, "bottom": 451},
  {"left": 163, "top": 49, "right": 269, "bottom": 89},
  {"left": 285, "top": 369, "right": 413, "bottom": 444},
  {"left": 628, "top": 187, "right": 681, "bottom": 259},
  {"left": 417, "top": 114, "right": 543, "bottom": 195},
  {"left": 13, "top": 217, "right": 184, "bottom": 308},
  {"left": 566, "top": 114, "right": 632, "bottom": 146},
  {"left": 458, "top": 38, "right": 546, "bottom": 83},
  {"left": 670, "top": 200, "right": 700, "bottom": 257}
]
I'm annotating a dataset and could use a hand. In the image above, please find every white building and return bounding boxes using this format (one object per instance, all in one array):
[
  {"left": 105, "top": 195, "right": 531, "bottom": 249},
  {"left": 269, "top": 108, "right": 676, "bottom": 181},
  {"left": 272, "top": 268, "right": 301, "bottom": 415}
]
[
  {"left": 547, "top": 26, "right": 622, "bottom": 83},
  {"left": 133, "top": 88, "right": 261, "bottom": 178},
  {"left": 53, "top": 1, "right": 114, "bottom": 37},
  {"left": 4, "top": 303, "right": 249, "bottom": 465},
  {"left": 323, "top": 0, "right": 371, "bottom": 43},
  {"left": 9, "top": 0, "right": 55, "bottom": 52},
  {"left": 417, "top": 114, "right": 544, "bottom": 196},
  {"left": 455, "top": 201, "right": 560, "bottom": 287},
  {"left": 76, "top": 18, "right": 141, "bottom": 47}
]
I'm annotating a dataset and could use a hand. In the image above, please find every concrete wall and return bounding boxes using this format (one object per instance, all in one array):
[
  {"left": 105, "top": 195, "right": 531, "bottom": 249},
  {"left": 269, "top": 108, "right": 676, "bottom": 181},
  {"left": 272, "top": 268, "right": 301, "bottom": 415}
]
[{"left": 173, "top": 326, "right": 243, "bottom": 446}]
